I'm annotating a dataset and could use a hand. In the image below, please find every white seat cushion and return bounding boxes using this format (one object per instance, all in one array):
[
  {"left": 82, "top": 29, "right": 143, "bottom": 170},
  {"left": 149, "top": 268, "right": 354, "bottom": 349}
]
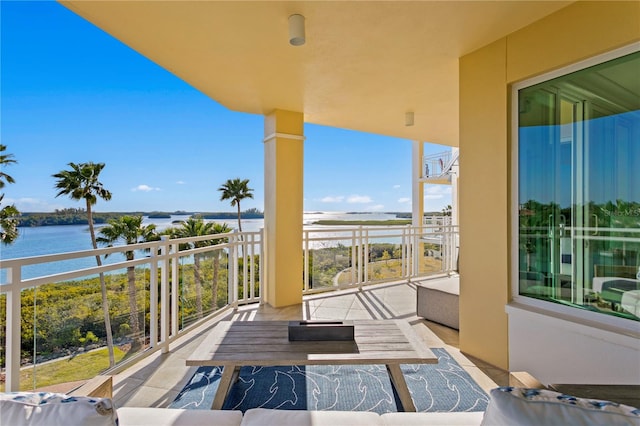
[
  {"left": 0, "top": 392, "right": 117, "bottom": 426},
  {"left": 117, "top": 407, "right": 242, "bottom": 426},
  {"left": 381, "top": 411, "right": 484, "bottom": 425},
  {"left": 481, "top": 387, "right": 640, "bottom": 426},
  {"left": 241, "top": 408, "right": 384, "bottom": 426}
]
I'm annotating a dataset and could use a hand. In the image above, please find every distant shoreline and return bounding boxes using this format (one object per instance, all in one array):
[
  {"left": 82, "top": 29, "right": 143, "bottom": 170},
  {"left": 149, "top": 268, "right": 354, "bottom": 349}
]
[
  {"left": 16, "top": 211, "right": 264, "bottom": 227},
  {"left": 16, "top": 211, "right": 448, "bottom": 228},
  {"left": 312, "top": 219, "right": 411, "bottom": 226}
]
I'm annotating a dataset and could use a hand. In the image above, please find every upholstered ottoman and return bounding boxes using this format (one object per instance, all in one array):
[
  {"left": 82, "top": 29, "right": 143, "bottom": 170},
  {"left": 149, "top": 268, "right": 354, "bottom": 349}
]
[{"left": 416, "top": 277, "right": 459, "bottom": 329}]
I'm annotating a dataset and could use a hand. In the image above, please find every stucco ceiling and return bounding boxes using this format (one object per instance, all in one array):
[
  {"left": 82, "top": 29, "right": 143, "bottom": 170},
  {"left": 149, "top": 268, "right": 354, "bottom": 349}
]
[{"left": 60, "top": 1, "right": 573, "bottom": 146}]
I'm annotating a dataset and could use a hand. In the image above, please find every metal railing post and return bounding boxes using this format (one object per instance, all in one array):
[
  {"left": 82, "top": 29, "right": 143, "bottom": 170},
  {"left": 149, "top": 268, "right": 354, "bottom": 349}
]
[
  {"left": 413, "top": 225, "right": 420, "bottom": 277},
  {"left": 352, "top": 227, "right": 359, "bottom": 285},
  {"left": 160, "top": 238, "right": 170, "bottom": 353},
  {"left": 259, "top": 229, "right": 265, "bottom": 304},
  {"left": 241, "top": 235, "right": 248, "bottom": 301},
  {"left": 248, "top": 233, "right": 254, "bottom": 300},
  {"left": 228, "top": 232, "right": 238, "bottom": 306},
  {"left": 149, "top": 240, "right": 159, "bottom": 348},
  {"left": 5, "top": 266, "right": 21, "bottom": 391},
  {"left": 303, "top": 229, "right": 310, "bottom": 292},
  {"left": 401, "top": 227, "right": 408, "bottom": 277},
  {"left": 358, "top": 226, "right": 369, "bottom": 289},
  {"left": 171, "top": 242, "right": 179, "bottom": 338}
]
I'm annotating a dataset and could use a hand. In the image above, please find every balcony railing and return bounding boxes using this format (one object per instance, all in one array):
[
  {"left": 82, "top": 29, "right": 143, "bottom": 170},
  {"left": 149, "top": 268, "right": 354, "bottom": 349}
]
[
  {"left": 1, "top": 224, "right": 458, "bottom": 391},
  {"left": 422, "top": 150, "right": 458, "bottom": 182}
]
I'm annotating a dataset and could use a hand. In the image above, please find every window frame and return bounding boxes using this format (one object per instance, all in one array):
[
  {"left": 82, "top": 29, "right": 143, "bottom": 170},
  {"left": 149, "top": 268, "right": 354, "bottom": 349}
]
[{"left": 509, "top": 42, "right": 640, "bottom": 334}]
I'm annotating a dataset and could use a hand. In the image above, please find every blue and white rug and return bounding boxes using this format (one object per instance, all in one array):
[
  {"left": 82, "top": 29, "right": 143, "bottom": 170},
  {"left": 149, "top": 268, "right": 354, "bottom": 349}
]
[{"left": 169, "top": 348, "right": 488, "bottom": 414}]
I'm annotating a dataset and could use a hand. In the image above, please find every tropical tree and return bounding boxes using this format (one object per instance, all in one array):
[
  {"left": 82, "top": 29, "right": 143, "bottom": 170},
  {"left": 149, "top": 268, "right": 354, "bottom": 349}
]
[
  {"left": 218, "top": 178, "right": 253, "bottom": 232},
  {"left": 167, "top": 218, "right": 231, "bottom": 317},
  {"left": 0, "top": 144, "right": 20, "bottom": 244},
  {"left": 52, "top": 162, "right": 116, "bottom": 367},
  {"left": 97, "top": 215, "right": 159, "bottom": 342},
  {"left": 0, "top": 144, "right": 17, "bottom": 189}
]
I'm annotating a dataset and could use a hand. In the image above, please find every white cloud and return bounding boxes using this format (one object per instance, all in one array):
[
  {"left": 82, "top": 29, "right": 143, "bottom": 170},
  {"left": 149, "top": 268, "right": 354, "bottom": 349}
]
[
  {"left": 321, "top": 196, "right": 345, "bottom": 203},
  {"left": 424, "top": 186, "right": 452, "bottom": 200},
  {"left": 132, "top": 184, "right": 160, "bottom": 192},
  {"left": 393, "top": 184, "right": 401, "bottom": 189},
  {"left": 368, "top": 204, "right": 385, "bottom": 211},
  {"left": 347, "top": 194, "right": 372, "bottom": 203},
  {"left": 5, "top": 197, "right": 65, "bottom": 212},
  {"left": 176, "top": 180, "right": 186, "bottom": 185},
  {"left": 397, "top": 197, "right": 411, "bottom": 204}
]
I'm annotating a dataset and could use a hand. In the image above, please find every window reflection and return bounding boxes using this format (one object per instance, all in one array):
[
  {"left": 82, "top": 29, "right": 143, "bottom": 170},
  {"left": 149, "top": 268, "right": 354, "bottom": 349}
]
[{"left": 517, "top": 51, "right": 640, "bottom": 321}]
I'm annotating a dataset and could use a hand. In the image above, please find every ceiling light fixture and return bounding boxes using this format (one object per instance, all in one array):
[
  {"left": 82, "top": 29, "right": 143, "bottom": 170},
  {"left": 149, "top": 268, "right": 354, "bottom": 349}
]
[
  {"left": 405, "top": 111, "right": 414, "bottom": 127},
  {"left": 289, "top": 14, "right": 306, "bottom": 46}
]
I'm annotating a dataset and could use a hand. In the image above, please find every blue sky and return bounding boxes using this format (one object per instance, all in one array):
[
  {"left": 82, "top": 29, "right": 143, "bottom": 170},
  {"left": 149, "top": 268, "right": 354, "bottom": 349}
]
[{"left": 1, "top": 1, "right": 452, "bottom": 214}]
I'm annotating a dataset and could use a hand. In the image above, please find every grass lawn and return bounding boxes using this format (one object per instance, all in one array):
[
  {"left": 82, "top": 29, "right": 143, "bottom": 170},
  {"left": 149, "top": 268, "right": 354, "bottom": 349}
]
[{"left": 1, "top": 346, "right": 127, "bottom": 392}]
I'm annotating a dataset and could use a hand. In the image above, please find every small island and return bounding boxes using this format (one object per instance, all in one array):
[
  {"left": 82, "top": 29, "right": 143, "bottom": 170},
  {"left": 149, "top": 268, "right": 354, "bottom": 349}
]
[{"left": 312, "top": 219, "right": 411, "bottom": 226}]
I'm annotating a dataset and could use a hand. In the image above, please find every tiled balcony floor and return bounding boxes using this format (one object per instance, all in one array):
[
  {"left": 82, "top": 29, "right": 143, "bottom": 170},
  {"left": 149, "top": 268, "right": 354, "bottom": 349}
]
[{"left": 108, "top": 276, "right": 510, "bottom": 409}]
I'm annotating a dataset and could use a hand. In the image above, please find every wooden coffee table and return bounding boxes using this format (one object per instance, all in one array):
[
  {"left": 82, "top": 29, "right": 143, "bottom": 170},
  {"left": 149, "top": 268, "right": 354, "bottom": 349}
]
[{"left": 187, "top": 320, "right": 437, "bottom": 411}]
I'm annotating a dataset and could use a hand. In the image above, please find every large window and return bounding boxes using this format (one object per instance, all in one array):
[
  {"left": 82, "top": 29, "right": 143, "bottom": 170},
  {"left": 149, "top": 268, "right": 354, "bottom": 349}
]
[{"left": 516, "top": 49, "right": 639, "bottom": 321}]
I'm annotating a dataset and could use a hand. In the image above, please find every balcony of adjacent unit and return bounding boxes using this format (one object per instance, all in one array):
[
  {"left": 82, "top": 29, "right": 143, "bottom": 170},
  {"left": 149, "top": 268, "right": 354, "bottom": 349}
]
[{"left": 420, "top": 150, "right": 458, "bottom": 185}]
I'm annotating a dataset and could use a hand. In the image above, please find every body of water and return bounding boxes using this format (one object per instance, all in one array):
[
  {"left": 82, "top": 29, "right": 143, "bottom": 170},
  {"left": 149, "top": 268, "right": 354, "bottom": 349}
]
[{"left": 0, "top": 212, "right": 404, "bottom": 281}]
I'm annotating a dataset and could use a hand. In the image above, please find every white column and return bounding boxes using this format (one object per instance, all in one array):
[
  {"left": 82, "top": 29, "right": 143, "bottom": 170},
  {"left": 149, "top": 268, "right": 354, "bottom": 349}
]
[
  {"left": 412, "top": 141, "right": 424, "bottom": 276},
  {"left": 412, "top": 140, "right": 424, "bottom": 227}
]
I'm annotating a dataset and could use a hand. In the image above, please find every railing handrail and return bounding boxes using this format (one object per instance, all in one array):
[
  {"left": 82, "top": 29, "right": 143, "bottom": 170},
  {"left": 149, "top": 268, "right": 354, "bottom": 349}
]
[{"left": 1, "top": 225, "right": 459, "bottom": 392}]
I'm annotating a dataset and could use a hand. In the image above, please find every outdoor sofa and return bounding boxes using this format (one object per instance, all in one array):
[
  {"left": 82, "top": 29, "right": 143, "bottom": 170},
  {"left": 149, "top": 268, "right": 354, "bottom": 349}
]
[{"left": 2, "top": 373, "right": 639, "bottom": 426}]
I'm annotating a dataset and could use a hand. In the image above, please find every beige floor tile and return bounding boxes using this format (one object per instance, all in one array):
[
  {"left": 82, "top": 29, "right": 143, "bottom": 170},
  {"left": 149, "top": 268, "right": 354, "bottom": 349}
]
[
  {"left": 122, "top": 385, "right": 180, "bottom": 408},
  {"left": 310, "top": 306, "right": 349, "bottom": 320}
]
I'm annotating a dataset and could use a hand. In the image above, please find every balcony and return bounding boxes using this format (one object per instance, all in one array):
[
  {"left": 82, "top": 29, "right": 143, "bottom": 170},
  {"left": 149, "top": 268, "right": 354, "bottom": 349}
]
[
  {"left": 1, "top": 224, "right": 471, "bottom": 401},
  {"left": 421, "top": 150, "right": 458, "bottom": 185}
]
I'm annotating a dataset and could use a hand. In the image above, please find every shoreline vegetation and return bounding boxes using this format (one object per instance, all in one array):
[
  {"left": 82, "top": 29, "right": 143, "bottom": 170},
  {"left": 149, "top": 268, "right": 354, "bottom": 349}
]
[{"left": 16, "top": 210, "right": 446, "bottom": 228}]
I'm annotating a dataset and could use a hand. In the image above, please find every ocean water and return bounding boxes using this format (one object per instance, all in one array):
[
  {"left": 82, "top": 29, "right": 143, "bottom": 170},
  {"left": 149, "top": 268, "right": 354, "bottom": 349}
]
[{"left": 0, "top": 212, "right": 403, "bottom": 281}]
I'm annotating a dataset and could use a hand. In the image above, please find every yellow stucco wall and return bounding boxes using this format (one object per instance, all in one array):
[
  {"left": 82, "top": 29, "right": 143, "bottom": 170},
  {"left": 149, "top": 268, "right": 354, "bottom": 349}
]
[
  {"left": 459, "top": 1, "right": 639, "bottom": 370},
  {"left": 264, "top": 110, "right": 304, "bottom": 307},
  {"left": 459, "top": 38, "right": 510, "bottom": 369}
]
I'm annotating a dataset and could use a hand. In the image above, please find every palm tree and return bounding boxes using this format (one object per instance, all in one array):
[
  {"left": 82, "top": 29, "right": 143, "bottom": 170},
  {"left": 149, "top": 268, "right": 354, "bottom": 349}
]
[
  {"left": 0, "top": 199, "right": 20, "bottom": 245},
  {"left": 0, "top": 144, "right": 20, "bottom": 245},
  {"left": 0, "top": 144, "right": 17, "bottom": 189},
  {"left": 97, "top": 215, "right": 159, "bottom": 342},
  {"left": 168, "top": 218, "right": 230, "bottom": 317},
  {"left": 52, "top": 162, "right": 116, "bottom": 367},
  {"left": 218, "top": 178, "right": 253, "bottom": 232}
]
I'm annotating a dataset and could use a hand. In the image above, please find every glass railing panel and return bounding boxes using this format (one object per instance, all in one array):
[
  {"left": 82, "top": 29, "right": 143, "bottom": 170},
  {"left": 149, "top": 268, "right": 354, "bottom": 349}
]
[
  {"left": 237, "top": 243, "right": 260, "bottom": 303},
  {"left": 176, "top": 246, "right": 234, "bottom": 330},
  {"left": 366, "top": 236, "right": 405, "bottom": 282},
  {"left": 105, "top": 266, "right": 150, "bottom": 358},
  {"left": 0, "top": 266, "right": 150, "bottom": 391},
  {"left": 210, "top": 247, "right": 231, "bottom": 310},
  {"left": 418, "top": 239, "right": 445, "bottom": 276},
  {"left": 307, "top": 240, "right": 354, "bottom": 290},
  {"left": 177, "top": 254, "right": 206, "bottom": 329}
]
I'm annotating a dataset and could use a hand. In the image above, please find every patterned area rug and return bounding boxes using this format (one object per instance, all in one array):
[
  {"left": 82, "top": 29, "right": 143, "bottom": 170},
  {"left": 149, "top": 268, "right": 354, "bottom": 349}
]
[{"left": 169, "top": 348, "right": 488, "bottom": 414}]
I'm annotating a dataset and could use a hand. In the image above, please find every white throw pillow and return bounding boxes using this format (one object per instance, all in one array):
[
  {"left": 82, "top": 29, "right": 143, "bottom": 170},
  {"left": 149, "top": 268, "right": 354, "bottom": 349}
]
[
  {"left": 0, "top": 392, "right": 117, "bottom": 426},
  {"left": 481, "top": 387, "right": 640, "bottom": 426}
]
